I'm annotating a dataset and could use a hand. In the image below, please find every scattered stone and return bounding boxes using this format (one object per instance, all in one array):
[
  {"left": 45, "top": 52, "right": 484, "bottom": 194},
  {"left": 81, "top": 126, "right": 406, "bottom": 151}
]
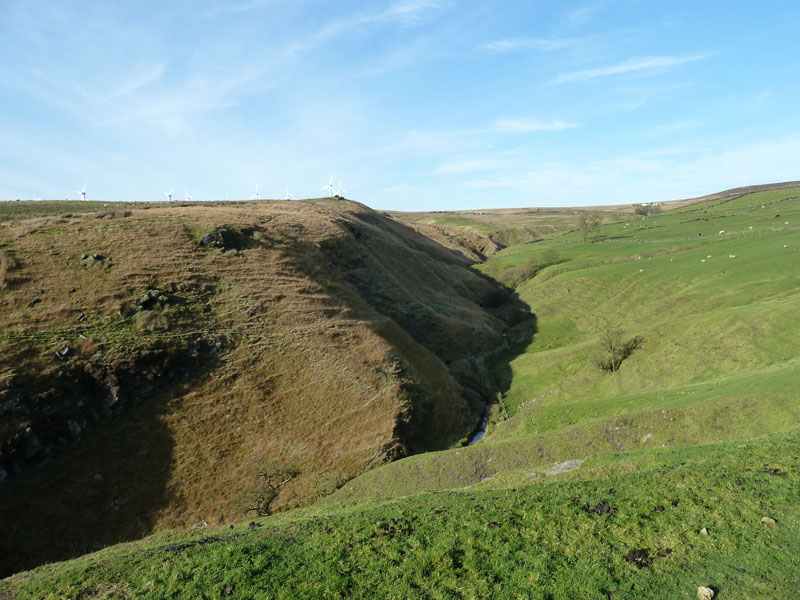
[
  {"left": 543, "top": 459, "right": 583, "bottom": 476},
  {"left": 700, "top": 527, "right": 709, "bottom": 536},
  {"left": 570, "top": 496, "right": 581, "bottom": 504},
  {"left": 248, "top": 521, "right": 262, "bottom": 529},
  {"left": 761, "top": 516, "right": 776, "bottom": 525},
  {"left": 697, "top": 585, "right": 715, "bottom": 600},
  {"left": 69, "top": 287, "right": 77, "bottom": 293},
  {"left": 77, "top": 312, "right": 86, "bottom": 322},
  {"left": 640, "top": 433, "right": 652, "bottom": 443},
  {"left": 488, "top": 521, "right": 500, "bottom": 528},
  {"left": 762, "top": 466, "right": 787, "bottom": 477},
  {"left": 625, "top": 548, "right": 653, "bottom": 569},
  {"left": 28, "top": 297, "right": 42, "bottom": 307},
  {"left": 584, "top": 500, "right": 617, "bottom": 516},
  {"left": 671, "top": 498, "right": 680, "bottom": 507},
  {"left": 653, "top": 505, "right": 665, "bottom": 512}
]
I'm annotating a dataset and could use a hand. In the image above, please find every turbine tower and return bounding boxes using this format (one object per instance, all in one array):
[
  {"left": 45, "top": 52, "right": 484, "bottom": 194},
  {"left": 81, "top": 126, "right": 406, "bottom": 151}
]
[
  {"left": 76, "top": 183, "right": 87, "bottom": 201},
  {"left": 321, "top": 176, "right": 335, "bottom": 198},
  {"left": 185, "top": 189, "right": 192, "bottom": 201},
  {"left": 338, "top": 180, "right": 347, "bottom": 198},
  {"left": 249, "top": 185, "right": 260, "bottom": 200},
  {"left": 164, "top": 189, "right": 173, "bottom": 202},
  {"left": 285, "top": 187, "right": 292, "bottom": 200}
]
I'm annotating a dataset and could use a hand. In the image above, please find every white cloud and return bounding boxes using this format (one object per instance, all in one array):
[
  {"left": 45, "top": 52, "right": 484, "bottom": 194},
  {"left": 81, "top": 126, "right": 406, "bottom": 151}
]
[
  {"left": 490, "top": 119, "right": 579, "bottom": 133},
  {"left": 105, "top": 62, "right": 167, "bottom": 100},
  {"left": 381, "top": 0, "right": 453, "bottom": 26},
  {"left": 434, "top": 159, "right": 509, "bottom": 174},
  {"left": 551, "top": 52, "right": 715, "bottom": 84},
  {"left": 462, "top": 133, "right": 800, "bottom": 205},
  {"left": 484, "top": 37, "right": 579, "bottom": 53},
  {"left": 202, "top": 0, "right": 272, "bottom": 18}
]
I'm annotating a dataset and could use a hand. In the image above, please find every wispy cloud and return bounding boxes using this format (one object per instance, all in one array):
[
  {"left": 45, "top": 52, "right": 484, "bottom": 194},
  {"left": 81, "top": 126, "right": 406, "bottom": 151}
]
[
  {"left": 381, "top": 0, "right": 453, "bottom": 26},
  {"left": 434, "top": 159, "right": 509, "bottom": 174},
  {"left": 202, "top": 0, "right": 272, "bottom": 18},
  {"left": 551, "top": 52, "right": 715, "bottom": 84},
  {"left": 490, "top": 119, "right": 579, "bottom": 133},
  {"left": 643, "top": 120, "right": 702, "bottom": 137},
  {"left": 484, "top": 37, "right": 579, "bottom": 53},
  {"left": 105, "top": 62, "right": 167, "bottom": 100}
]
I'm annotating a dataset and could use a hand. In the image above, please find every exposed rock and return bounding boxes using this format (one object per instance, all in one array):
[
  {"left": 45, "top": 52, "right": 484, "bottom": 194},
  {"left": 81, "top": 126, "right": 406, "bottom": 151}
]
[
  {"left": 625, "top": 548, "right": 653, "bottom": 568},
  {"left": 698, "top": 585, "right": 715, "bottom": 600},
  {"left": 700, "top": 527, "right": 709, "bottom": 536},
  {"left": 22, "top": 430, "right": 44, "bottom": 459},
  {"left": 199, "top": 227, "right": 248, "bottom": 251},
  {"left": 761, "top": 516, "right": 776, "bottom": 525},
  {"left": 542, "top": 459, "right": 583, "bottom": 476},
  {"left": 584, "top": 500, "right": 617, "bottom": 516}
]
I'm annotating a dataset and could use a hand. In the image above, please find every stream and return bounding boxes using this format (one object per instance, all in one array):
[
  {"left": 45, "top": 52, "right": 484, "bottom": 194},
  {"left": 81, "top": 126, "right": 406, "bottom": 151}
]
[{"left": 466, "top": 400, "right": 490, "bottom": 445}]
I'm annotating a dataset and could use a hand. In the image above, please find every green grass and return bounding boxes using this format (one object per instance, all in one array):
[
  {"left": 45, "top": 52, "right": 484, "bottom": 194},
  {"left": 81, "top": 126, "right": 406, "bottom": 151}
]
[{"left": 4, "top": 429, "right": 799, "bottom": 599}]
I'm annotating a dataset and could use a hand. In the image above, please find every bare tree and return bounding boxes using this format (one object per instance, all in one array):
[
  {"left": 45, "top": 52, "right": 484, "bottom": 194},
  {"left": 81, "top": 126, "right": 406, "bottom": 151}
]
[
  {"left": 578, "top": 214, "right": 602, "bottom": 243},
  {"left": 596, "top": 326, "right": 644, "bottom": 373}
]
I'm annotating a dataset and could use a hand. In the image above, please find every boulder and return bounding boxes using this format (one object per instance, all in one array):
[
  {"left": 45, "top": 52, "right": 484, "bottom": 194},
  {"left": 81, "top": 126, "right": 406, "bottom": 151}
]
[{"left": 697, "top": 585, "right": 714, "bottom": 600}]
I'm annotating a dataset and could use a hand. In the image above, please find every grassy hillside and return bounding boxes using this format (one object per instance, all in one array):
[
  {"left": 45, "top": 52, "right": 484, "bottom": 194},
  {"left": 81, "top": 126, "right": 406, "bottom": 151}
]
[
  {"left": 328, "top": 186, "right": 800, "bottom": 503},
  {"left": 0, "top": 199, "right": 525, "bottom": 576},
  {"left": 4, "top": 429, "right": 798, "bottom": 598},
  {"left": 2, "top": 185, "right": 799, "bottom": 597}
]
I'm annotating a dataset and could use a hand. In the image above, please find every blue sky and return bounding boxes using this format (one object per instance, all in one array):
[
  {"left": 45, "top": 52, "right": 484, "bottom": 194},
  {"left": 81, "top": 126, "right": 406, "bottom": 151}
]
[{"left": 1, "top": 1, "right": 799, "bottom": 210}]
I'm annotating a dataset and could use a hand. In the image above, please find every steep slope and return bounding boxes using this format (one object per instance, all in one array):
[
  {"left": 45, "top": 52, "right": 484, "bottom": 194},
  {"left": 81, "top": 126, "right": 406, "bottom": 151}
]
[{"left": 0, "top": 198, "right": 528, "bottom": 575}]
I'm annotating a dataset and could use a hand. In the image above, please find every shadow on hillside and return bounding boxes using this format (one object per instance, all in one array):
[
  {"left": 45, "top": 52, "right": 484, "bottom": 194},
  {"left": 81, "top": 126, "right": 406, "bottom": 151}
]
[
  {"left": 471, "top": 270, "right": 537, "bottom": 402},
  {"left": 0, "top": 347, "right": 220, "bottom": 578},
  {"left": 284, "top": 204, "right": 537, "bottom": 453}
]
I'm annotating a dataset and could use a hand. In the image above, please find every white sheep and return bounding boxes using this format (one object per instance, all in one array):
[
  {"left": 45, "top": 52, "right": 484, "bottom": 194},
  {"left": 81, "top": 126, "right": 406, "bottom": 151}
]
[
  {"left": 719, "top": 230, "right": 725, "bottom": 234},
  {"left": 729, "top": 254, "right": 736, "bottom": 259}
]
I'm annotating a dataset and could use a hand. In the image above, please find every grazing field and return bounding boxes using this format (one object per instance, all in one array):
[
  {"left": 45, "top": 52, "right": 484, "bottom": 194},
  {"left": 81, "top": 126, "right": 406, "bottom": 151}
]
[{"left": 2, "top": 185, "right": 800, "bottom": 598}]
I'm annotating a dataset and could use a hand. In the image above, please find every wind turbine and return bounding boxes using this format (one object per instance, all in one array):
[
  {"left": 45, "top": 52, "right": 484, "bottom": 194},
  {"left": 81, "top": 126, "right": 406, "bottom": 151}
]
[
  {"left": 76, "top": 183, "right": 87, "bottom": 201},
  {"left": 164, "top": 188, "right": 173, "bottom": 202},
  {"left": 338, "top": 180, "right": 347, "bottom": 198},
  {"left": 185, "top": 189, "right": 192, "bottom": 201},
  {"left": 285, "top": 187, "right": 292, "bottom": 200},
  {"left": 249, "top": 185, "right": 260, "bottom": 200},
  {"left": 321, "top": 175, "right": 335, "bottom": 198}
]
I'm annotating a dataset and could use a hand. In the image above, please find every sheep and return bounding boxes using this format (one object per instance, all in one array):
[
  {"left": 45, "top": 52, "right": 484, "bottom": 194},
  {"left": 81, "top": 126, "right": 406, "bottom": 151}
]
[
  {"left": 729, "top": 254, "right": 736, "bottom": 259},
  {"left": 719, "top": 230, "right": 725, "bottom": 234}
]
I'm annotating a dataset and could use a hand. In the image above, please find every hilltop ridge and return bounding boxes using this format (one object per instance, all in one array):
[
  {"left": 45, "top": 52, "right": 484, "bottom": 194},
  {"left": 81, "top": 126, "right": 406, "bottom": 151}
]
[{"left": 0, "top": 198, "right": 529, "bottom": 575}]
